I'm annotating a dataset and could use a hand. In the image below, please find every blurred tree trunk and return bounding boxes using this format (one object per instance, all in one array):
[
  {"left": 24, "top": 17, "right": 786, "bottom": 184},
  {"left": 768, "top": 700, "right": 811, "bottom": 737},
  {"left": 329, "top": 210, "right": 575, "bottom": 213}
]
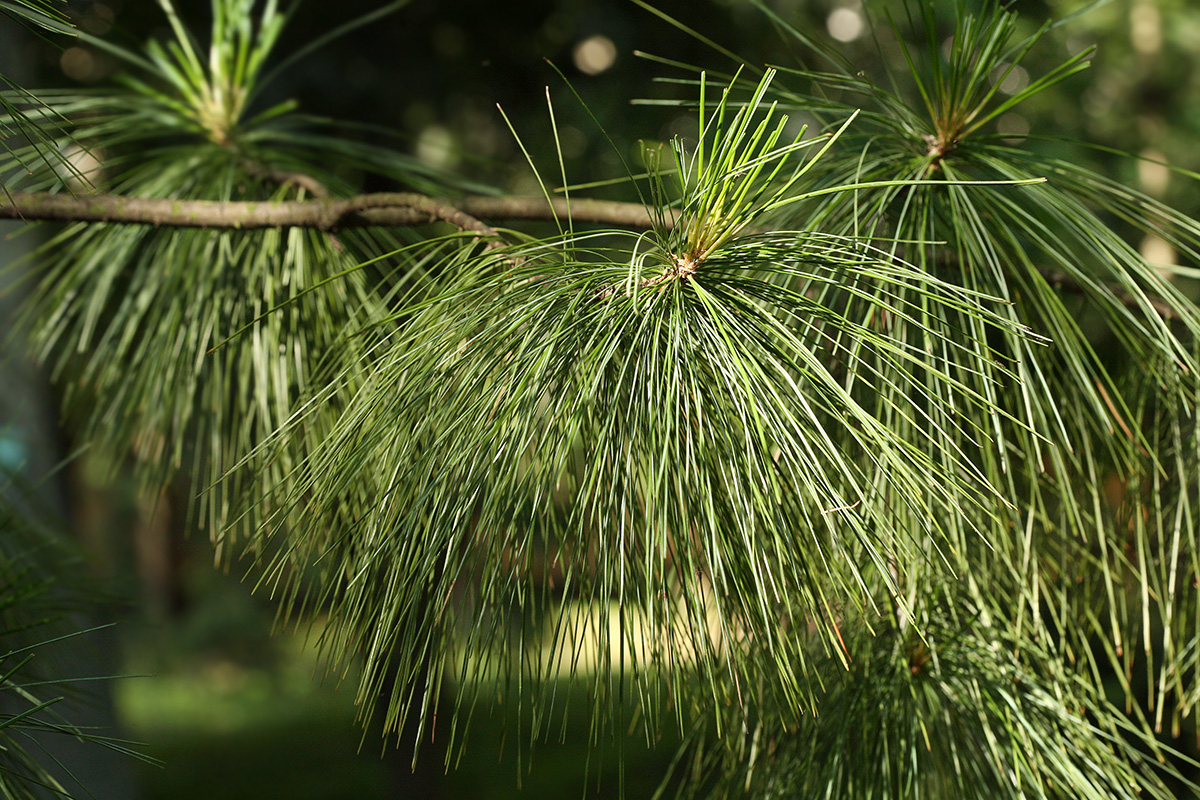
[{"left": 0, "top": 26, "right": 140, "bottom": 798}]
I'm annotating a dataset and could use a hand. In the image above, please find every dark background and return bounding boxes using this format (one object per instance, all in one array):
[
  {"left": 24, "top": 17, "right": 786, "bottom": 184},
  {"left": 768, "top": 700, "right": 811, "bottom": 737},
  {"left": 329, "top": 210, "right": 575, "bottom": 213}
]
[{"left": 35, "top": 0, "right": 1200, "bottom": 206}]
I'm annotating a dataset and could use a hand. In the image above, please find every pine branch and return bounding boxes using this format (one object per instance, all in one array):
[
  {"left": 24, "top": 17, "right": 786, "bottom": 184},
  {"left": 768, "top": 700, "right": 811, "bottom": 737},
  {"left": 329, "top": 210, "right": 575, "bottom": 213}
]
[
  {"left": 0, "top": 190, "right": 667, "bottom": 232},
  {"left": 0, "top": 189, "right": 1178, "bottom": 321}
]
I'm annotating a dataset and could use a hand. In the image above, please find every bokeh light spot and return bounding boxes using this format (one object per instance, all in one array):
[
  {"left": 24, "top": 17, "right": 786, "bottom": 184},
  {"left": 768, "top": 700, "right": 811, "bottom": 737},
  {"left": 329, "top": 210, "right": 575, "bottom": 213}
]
[
  {"left": 827, "top": 9, "right": 864, "bottom": 43},
  {"left": 416, "top": 125, "right": 460, "bottom": 170},
  {"left": 61, "top": 47, "right": 100, "bottom": 82},
  {"left": 993, "top": 64, "right": 1029, "bottom": 95},
  {"left": 573, "top": 35, "right": 617, "bottom": 75}
]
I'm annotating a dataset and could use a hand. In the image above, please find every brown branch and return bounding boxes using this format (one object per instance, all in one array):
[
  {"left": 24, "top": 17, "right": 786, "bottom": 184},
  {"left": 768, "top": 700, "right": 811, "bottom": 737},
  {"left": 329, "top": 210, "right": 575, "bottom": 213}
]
[
  {"left": 0, "top": 190, "right": 665, "bottom": 233},
  {"left": 460, "top": 196, "right": 668, "bottom": 228},
  {"left": 239, "top": 160, "right": 331, "bottom": 199},
  {"left": 0, "top": 189, "right": 1183, "bottom": 323}
]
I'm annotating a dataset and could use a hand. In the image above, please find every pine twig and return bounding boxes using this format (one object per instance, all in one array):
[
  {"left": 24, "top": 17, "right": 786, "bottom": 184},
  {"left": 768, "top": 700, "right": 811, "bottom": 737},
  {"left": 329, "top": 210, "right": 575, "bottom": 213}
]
[
  {"left": 0, "top": 190, "right": 666, "bottom": 233},
  {"left": 0, "top": 189, "right": 1181, "bottom": 323}
]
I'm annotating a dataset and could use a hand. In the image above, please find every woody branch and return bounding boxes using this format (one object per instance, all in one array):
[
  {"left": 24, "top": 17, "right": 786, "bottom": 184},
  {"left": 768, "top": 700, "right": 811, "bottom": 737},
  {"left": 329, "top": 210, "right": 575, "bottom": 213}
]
[
  {"left": 0, "top": 189, "right": 1178, "bottom": 320},
  {"left": 0, "top": 190, "right": 668, "bottom": 233}
]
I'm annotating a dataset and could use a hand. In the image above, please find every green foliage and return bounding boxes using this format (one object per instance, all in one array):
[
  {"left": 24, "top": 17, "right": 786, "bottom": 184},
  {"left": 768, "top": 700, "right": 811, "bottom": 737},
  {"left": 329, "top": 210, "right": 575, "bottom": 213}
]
[
  {"left": 634, "top": 0, "right": 1200, "bottom": 793},
  {"left": 3, "top": 0, "right": 1200, "bottom": 797},
  {"left": 1, "top": 0, "right": 455, "bottom": 541},
  {"left": 686, "top": 606, "right": 1181, "bottom": 800},
  {"left": 261, "top": 68, "right": 1057, "bottom": 746},
  {"left": 0, "top": 0, "right": 76, "bottom": 193},
  {"left": 747, "top": 0, "right": 1200, "bottom": 722},
  {"left": 0, "top": 485, "right": 151, "bottom": 799},
  {"left": 0, "top": 0, "right": 67, "bottom": 30}
]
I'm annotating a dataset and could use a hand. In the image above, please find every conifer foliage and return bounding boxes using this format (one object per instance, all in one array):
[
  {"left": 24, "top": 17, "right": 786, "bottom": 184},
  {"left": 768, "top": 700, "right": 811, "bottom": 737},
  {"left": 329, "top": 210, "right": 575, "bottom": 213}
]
[{"left": 2, "top": 0, "right": 1199, "bottom": 797}]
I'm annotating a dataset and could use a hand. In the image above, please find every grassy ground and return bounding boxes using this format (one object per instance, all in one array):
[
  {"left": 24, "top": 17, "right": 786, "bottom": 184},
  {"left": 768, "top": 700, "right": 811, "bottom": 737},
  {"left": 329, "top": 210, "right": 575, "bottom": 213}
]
[
  {"left": 122, "top": 672, "right": 390, "bottom": 800},
  {"left": 116, "top": 578, "right": 683, "bottom": 800},
  {"left": 117, "top": 580, "right": 392, "bottom": 800}
]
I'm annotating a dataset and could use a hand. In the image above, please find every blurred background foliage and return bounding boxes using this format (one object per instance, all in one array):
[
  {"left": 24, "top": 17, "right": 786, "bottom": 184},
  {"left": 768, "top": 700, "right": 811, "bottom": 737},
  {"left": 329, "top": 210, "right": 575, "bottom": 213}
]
[
  {"left": 28, "top": 0, "right": 1200, "bottom": 201},
  {"left": 5, "top": 0, "right": 1200, "bottom": 797}
]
